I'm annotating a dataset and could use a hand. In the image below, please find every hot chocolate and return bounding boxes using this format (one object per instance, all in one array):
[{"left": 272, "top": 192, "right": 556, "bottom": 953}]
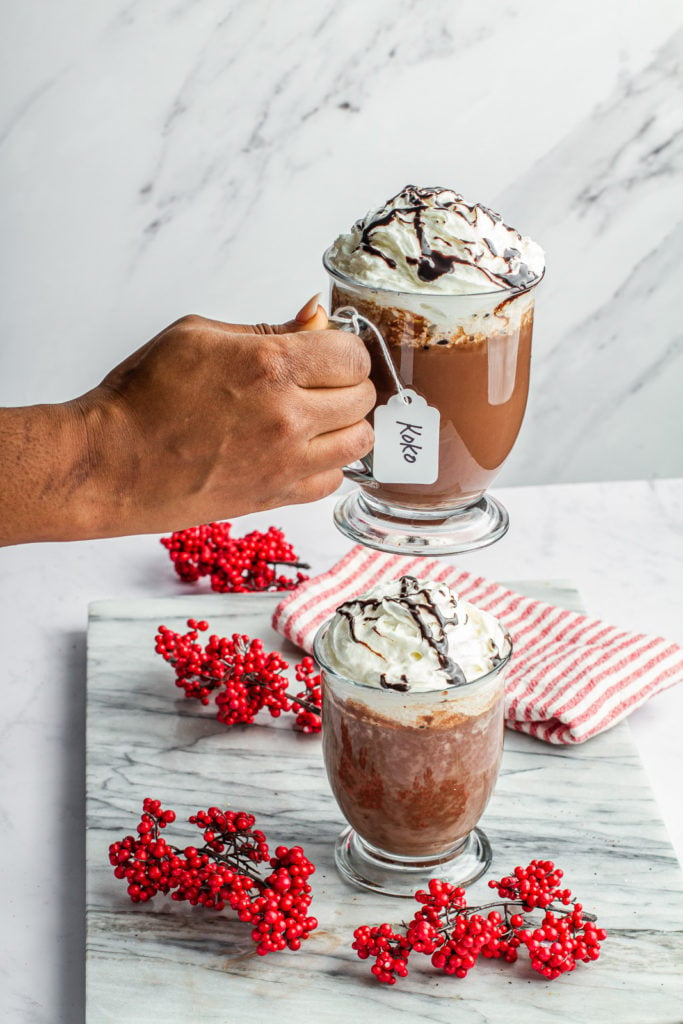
[
  {"left": 330, "top": 281, "right": 534, "bottom": 510},
  {"left": 322, "top": 671, "right": 505, "bottom": 857},
  {"left": 324, "top": 185, "right": 544, "bottom": 516},
  {"left": 314, "top": 576, "right": 512, "bottom": 890}
]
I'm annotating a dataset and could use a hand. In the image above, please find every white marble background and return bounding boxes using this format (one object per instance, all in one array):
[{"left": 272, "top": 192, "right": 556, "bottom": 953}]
[{"left": 1, "top": 0, "right": 682, "bottom": 485}]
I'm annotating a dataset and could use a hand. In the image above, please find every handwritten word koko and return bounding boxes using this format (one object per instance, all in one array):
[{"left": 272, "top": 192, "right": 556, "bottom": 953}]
[{"left": 396, "top": 421, "right": 424, "bottom": 463}]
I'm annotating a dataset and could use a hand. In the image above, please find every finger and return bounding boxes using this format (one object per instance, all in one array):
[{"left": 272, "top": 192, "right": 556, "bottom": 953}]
[
  {"left": 174, "top": 295, "right": 329, "bottom": 337},
  {"left": 289, "top": 301, "right": 329, "bottom": 332},
  {"left": 299, "top": 379, "right": 376, "bottom": 435},
  {"left": 294, "top": 293, "right": 324, "bottom": 325},
  {"left": 241, "top": 300, "right": 329, "bottom": 335},
  {"left": 284, "top": 468, "right": 345, "bottom": 507},
  {"left": 303, "top": 419, "right": 375, "bottom": 476},
  {"left": 277, "top": 329, "right": 372, "bottom": 388}
]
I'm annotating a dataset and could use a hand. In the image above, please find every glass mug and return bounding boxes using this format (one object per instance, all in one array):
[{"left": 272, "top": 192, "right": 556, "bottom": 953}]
[
  {"left": 314, "top": 620, "right": 512, "bottom": 897},
  {"left": 324, "top": 248, "right": 542, "bottom": 554}
]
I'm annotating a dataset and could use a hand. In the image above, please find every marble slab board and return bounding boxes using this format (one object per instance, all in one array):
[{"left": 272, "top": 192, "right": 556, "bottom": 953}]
[{"left": 86, "top": 585, "right": 683, "bottom": 1024}]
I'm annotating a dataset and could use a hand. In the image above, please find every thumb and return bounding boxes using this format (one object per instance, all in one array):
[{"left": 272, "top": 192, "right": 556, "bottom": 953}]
[
  {"left": 290, "top": 292, "right": 328, "bottom": 331},
  {"left": 229, "top": 293, "right": 328, "bottom": 335}
]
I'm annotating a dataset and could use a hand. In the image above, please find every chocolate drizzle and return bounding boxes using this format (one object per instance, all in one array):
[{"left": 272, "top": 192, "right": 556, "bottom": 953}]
[
  {"left": 353, "top": 185, "right": 541, "bottom": 293},
  {"left": 407, "top": 208, "right": 474, "bottom": 283},
  {"left": 396, "top": 576, "right": 467, "bottom": 685},
  {"left": 336, "top": 575, "right": 468, "bottom": 689},
  {"left": 358, "top": 208, "right": 400, "bottom": 270},
  {"left": 337, "top": 605, "right": 387, "bottom": 659},
  {"left": 379, "top": 673, "right": 409, "bottom": 692}
]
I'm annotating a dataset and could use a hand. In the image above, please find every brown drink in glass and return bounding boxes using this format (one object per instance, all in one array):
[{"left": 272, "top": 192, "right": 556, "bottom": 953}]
[
  {"left": 314, "top": 575, "right": 512, "bottom": 896},
  {"left": 325, "top": 185, "right": 544, "bottom": 554}
]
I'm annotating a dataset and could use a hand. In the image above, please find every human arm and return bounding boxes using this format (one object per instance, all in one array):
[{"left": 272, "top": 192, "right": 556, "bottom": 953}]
[{"left": 0, "top": 300, "right": 375, "bottom": 546}]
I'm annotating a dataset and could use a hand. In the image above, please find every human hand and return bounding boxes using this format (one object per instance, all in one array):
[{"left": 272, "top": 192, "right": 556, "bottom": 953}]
[{"left": 76, "top": 296, "right": 375, "bottom": 536}]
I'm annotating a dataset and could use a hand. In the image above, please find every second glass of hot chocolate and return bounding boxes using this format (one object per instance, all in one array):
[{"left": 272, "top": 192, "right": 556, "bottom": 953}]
[
  {"left": 325, "top": 185, "right": 545, "bottom": 555},
  {"left": 314, "top": 575, "right": 512, "bottom": 897}
]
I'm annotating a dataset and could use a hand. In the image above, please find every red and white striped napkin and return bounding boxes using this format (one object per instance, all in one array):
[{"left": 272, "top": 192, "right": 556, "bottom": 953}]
[{"left": 272, "top": 545, "right": 682, "bottom": 745}]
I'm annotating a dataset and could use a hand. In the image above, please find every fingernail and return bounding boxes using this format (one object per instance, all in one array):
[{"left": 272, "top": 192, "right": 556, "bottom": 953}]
[{"left": 295, "top": 292, "right": 322, "bottom": 323}]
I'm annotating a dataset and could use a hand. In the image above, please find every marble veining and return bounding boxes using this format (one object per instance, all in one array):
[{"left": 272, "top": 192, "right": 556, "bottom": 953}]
[
  {"left": 86, "top": 589, "right": 683, "bottom": 1023},
  {"left": 0, "top": 2, "right": 681, "bottom": 486},
  {"left": 498, "top": 25, "right": 683, "bottom": 487}
]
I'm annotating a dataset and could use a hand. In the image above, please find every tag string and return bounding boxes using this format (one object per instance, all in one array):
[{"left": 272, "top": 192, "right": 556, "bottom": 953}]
[{"left": 330, "top": 306, "right": 410, "bottom": 405}]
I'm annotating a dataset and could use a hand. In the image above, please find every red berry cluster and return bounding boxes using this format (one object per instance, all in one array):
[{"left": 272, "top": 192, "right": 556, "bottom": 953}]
[
  {"left": 154, "top": 620, "right": 322, "bottom": 734},
  {"left": 291, "top": 656, "right": 323, "bottom": 734},
  {"left": 352, "top": 923, "right": 411, "bottom": 983},
  {"left": 353, "top": 861, "right": 607, "bottom": 985},
  {"left": 490, "top": 859, "right": 572, "bottom": 910},
  {"left": 487, "top": 860, "right": 605, "bottom": 980},
  {"left": 160, "top": 521, "right": 309, "bottom": 593},
  {"left": 109, "top": 799, "right": 318, "bottom": 956}
]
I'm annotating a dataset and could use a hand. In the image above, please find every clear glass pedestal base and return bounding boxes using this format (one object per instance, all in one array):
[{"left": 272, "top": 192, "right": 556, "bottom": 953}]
[
  {"left": 334, "top": 826, "right": 492, "bottom": 898},
  {"left": 333, "top": 489, "right": 509, "bottom": 556}
]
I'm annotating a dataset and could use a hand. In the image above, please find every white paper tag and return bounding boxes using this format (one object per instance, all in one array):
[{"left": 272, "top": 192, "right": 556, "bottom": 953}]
[{"left": 372, "top": 389, "right": 440, "bottom": 484}]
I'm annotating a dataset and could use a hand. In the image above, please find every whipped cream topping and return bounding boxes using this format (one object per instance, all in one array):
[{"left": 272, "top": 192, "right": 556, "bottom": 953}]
[
  {"left": 318, "top": 576, "right": 509, "bottom": 692},
  {"left": 326, "top": 185, "right": 545, "bottom": 295}
]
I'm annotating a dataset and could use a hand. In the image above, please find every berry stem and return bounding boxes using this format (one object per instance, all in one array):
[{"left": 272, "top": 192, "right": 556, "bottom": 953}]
[
  {"left": 444, "top": 898, "right": 597, "bottom": 924},
  {"left": 240, "top": 673, "right": 320, "bottom": 715},
  {"left": 269, "top": 559, "right": 310, "bottom": 570}
]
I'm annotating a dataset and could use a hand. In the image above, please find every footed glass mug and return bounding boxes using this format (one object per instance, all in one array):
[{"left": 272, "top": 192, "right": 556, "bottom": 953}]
[
  {"left": 324, "top": 248, "right": 542, "bottom": 554},
  {"left": 314, "top": 621, "right": 512, "bottom": 897}
]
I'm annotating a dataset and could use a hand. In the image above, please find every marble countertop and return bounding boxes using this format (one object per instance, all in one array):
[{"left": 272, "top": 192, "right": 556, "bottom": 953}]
[
  {"left": 1, "top": 477, "right": 681, "bottom": 1022},
  {"left": 85, "top": 588, "right": 683, "bottom": 1023}
]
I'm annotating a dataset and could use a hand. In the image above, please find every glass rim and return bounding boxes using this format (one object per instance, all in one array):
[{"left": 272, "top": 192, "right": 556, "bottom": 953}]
[
  {"left": 322, "top": 245, "right": 544, "bottom": 300},
  {"left": 312, "top": 621, "right": 513, "bottom": 695}
]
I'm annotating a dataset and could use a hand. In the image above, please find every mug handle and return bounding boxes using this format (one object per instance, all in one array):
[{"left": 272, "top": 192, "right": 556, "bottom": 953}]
[
  {"left": 343, "top": 457, "right": 374, "bottom": 484},
  {"left": 329, "top": 309, "right": 383, "bottom": 489}
]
